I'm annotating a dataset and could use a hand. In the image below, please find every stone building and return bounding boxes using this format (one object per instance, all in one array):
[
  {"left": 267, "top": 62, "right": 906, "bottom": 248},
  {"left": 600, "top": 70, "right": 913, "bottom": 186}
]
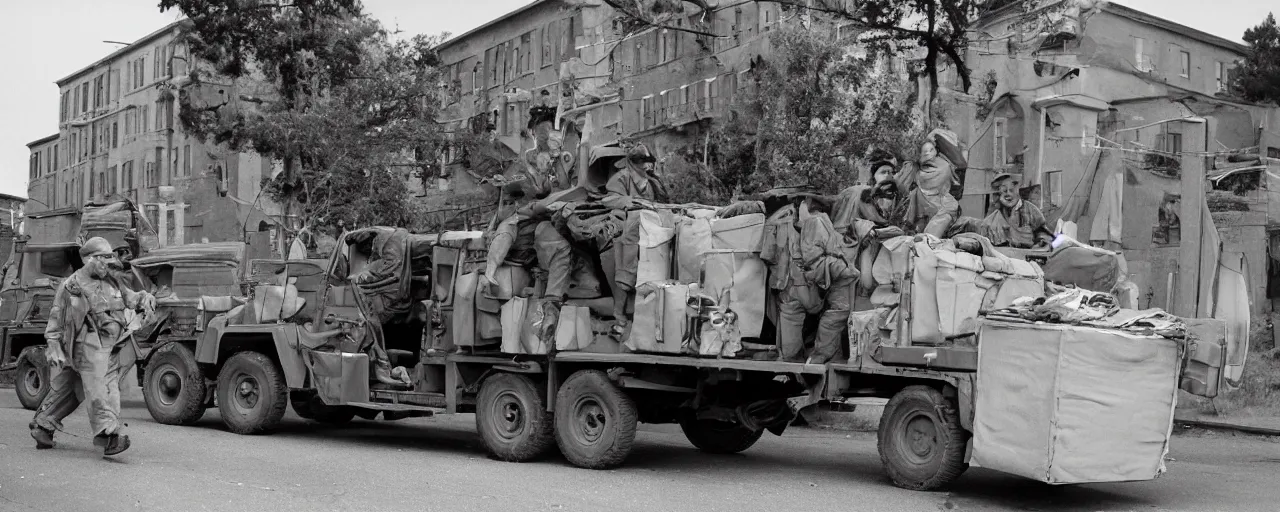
[
  {"left": 25, "top": 21, "right": 278, "bottom": 248},
  {"left": 938, "top": 0, "right": 1280, "bottom": 315},
  {"left": 432, "top": 0, "right": 814, "bottom": 195}
]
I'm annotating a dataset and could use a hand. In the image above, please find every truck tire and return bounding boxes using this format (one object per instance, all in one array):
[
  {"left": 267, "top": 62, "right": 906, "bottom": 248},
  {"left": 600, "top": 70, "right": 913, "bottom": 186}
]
[
  {"left": 216, "top": 351, "right": 288, "bottom": 435},
  {"left": 476, "top": 373, "right": 555, "bottom": 462},
  {"left": 554, "top": 370, "right": 638, "bottom": 469},
  {"left": 680, "top": 418, "right": 763, "bottom": 454},
  {"left": 15, "top": 353, "right": 49, "bottom": 410},
  {"left": 877, "top": 385, "right": 969, "bottom": 491},
  {"left": 143, "top": 343, "right": 208, "bottom": 425}
]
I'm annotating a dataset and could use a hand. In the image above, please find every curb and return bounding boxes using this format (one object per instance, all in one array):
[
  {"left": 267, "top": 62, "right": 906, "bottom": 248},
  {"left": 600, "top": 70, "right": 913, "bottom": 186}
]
[{"left": 1174, "top": 418, "right": 1280, "bottom": 437}]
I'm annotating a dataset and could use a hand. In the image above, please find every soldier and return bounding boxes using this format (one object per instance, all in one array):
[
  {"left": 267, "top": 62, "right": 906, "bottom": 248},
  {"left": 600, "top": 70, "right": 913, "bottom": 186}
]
[
  {"left": 29, "top": 237, "right": 156, "bottom": 456},
  {"left": 761, "top": 189, "right": 860, "bottom": 364},
  {"left": 604, "top": 144, "right": 667, "bottom": 327},
  {"left": 983, "top": 173, "right": 1053, "bottom": 249}
]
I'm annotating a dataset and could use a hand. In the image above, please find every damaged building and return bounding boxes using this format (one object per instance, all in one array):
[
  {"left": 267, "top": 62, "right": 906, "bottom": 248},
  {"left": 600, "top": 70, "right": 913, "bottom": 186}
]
[
  {"left": 24, "top": 21, "right": 280, "bottom": 249},
  {"left": 431, "top": 0, "right": 806, "bottom": 199},
  {"left": 938, "top": 0, "right": 1280, "bottom": 317}
]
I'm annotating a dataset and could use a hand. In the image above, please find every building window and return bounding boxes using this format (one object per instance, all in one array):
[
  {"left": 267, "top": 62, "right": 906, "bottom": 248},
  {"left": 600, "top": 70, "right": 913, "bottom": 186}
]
[
  {"left": 112, "top": 122, "right": 118, "bottom": 148},
  {"left": 183, "top": 144, "right": 191, "bottom": 176},
  {"left": 641, "top": 96, "right": 654, "bottom": 129},
  {"left": 1215, "top": 61, "right": 1226, "bottom": 92},
  {"left": 123, "top": 161, "right": 134, "bottom": 190},
  {"left": 1179, "top": 51, "right": 1191, "bottom": 78},
  {"left": 994, "top": 117, "right": 1008, "bottom": 167},
  {"left": 1133, "top": 36, "right": 1154, "bottom": 71},
  {"left": 542, "top": 22, "right": 555, "bottom": 67},
  {"left": 472, "top": 63, "right": 481, "bottom": 94},
  {"left": 1045, "top": 171, "right": 1063, "bottom": 206}
]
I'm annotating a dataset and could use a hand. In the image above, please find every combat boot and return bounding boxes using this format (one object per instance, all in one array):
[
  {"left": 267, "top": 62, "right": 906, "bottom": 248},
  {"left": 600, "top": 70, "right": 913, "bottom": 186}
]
[
  {"left": 29, "top": 425, "right": 55, "bottom": 449},
  {"left": 94, "top": 433, "right": 131, "bottom": 456}
]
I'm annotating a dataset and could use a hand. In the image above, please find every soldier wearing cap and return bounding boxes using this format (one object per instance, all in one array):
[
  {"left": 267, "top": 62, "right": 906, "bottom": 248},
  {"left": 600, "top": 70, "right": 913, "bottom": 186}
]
[
  {"left": 983, "top": 173, "right": 1053, "bottom": 249},
  {"left": 30, "top": 237, "right": 156, "bottom": 457},
  {"left": 602, "top": 143, "right": 668, "bottom": 326}
]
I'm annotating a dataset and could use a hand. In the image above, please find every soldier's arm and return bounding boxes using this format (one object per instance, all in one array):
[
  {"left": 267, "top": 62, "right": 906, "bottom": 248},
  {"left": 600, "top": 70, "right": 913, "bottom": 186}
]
[{"left": 43, "top": 280, "right": 71, "bottom": 351}]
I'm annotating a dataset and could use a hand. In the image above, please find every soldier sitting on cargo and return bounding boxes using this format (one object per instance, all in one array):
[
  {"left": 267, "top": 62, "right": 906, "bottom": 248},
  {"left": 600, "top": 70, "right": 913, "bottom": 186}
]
[
  {"left": 983, "top": 173, "right": 1053, "bottom": 249},
  {"left": 831, "top": 179, "right": 909, "bottom": 292}
]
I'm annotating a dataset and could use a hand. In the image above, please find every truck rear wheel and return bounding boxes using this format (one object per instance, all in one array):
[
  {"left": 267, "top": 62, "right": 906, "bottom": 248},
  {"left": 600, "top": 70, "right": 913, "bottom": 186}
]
[
  {"left": 680, "top": 418, "right": 763, "bottom": 454},
  {"left": 143, "top": 343, "right": 208, "bottom": 425},
  {"left": 877, "top": 385, "right": 969, "bottom": 491},
  {"left": 554, "top": 370, "right": 638, "bottom": 469},
  {"left": 476, "top": 373, "right": 555, "bottom": 462},
  {"left": 16, "top": 353, "right": 49, "bottom": 410},
  {"left": 216, "top": 351, "right": 288, "bottom": 435}
]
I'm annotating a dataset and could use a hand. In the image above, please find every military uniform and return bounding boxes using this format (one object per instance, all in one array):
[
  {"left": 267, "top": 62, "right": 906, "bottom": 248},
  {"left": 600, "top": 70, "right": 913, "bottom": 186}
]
[
  {"left": 31, "top": 238, "right": 153, "bottom": 456},
  {"left": 762, "top": 200, "right": 859, "bottom": 364}
]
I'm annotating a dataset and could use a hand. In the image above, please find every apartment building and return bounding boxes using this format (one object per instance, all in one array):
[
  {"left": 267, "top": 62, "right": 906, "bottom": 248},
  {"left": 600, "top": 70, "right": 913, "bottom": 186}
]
[
  {"left": 433, "top": 0, "right": 811, "bottom": 192},
  {"left": 26, "top": 21, "right": 276, "bottom": 247},
  {"left": 942, "top": 0, "right": 1280, "bottom": 314}
]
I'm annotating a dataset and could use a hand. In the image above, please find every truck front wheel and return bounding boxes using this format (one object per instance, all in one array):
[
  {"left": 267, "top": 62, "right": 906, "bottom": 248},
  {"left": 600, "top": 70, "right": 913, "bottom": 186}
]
[
  {"left": 216, "top": 351, "right": 288, "bottom": 435},
  {"left": 476, "top": 373, "right": 555, "bottom": 462},
  {"left": 554, "top": 370, "right": 638, "bottom": 469},
  {"left": 680, "top": 418, "right": 763, "bottom": 454},
  {"left": 143, "top": 343, "right": 208, "bottom": 425},
  {"left": 877, "top": 385, "right": 969, "bottom": 491},
  {"left": 15, "top": 352, "right": 49, "bottom": 410}
]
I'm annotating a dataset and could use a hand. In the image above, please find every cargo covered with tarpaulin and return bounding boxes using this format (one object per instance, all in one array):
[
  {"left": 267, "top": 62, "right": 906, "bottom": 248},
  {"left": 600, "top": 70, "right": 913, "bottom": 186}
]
[{"left": 970, "top": 320, "right": 1180, "bottom": 484}]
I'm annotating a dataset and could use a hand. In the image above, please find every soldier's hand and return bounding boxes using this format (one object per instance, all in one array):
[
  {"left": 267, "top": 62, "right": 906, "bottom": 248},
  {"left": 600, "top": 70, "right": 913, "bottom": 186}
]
[{"left": 45, "top": 345, "right": 67, "bottom": 370}]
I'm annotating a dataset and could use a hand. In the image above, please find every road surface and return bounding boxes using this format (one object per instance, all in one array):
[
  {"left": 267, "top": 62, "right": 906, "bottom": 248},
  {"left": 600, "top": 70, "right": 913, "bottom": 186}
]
[{"left": 0, "top": 386, "right": 1276, "bottom": 512}]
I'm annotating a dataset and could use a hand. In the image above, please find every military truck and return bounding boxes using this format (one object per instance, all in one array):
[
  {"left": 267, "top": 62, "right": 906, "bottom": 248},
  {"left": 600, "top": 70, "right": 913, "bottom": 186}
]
[{"left": 138, "top": 204, "right": 1243, "bottom": 491}]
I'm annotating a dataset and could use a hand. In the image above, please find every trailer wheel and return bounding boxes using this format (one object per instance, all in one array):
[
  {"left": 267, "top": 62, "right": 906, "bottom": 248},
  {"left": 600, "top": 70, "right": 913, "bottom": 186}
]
[
  {"left": 554, "top": 370, "right": 638, "bottom": 469},
  {"left": 680, "top": 418, "right": 763, "bottom": 454},
  {"left": 15, "top": 353, "right": 50, "bottom": 410},
  {"left": 143, "top": 343, "right": 208, "bottom": 425},
  {"left": 476, "top": 373, "right": 555, "bottom": 462},
  {"left": 216, "top": 351, "right": 288, "bottom": 435},
  {"left": 877, "top": 385, "right": 969, "bottom": 491}
]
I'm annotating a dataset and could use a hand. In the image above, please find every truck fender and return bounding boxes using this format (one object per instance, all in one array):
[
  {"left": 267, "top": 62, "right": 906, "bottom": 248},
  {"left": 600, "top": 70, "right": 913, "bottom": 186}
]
[{"left": 195, "top": 321, "right": 305, "bottom": 389}]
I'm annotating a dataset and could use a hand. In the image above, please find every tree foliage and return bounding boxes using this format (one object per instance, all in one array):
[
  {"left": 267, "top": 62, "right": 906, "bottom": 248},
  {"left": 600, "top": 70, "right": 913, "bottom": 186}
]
[
  {"left": 664, "top": 27, "right": 922, "bottom": 203},
  {"left": 159, "top": 0, "right": 451, "bottom": 229},
  {"left": 598, "top": 0, "right": 980, "bottom": 97},
  {"left": 1233, "top": 12, "right": 1280, "bottom": 105}
]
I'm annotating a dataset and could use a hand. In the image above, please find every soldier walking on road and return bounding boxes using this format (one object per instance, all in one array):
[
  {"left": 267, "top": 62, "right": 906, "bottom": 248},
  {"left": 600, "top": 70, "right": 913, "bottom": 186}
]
[{"left": 29, "top": 237, "right": 156, "bottom": 457}]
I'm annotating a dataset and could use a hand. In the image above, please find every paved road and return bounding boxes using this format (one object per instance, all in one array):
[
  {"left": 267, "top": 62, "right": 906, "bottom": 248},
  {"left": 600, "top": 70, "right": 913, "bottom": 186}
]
[{"left": 1, "top": 386, "right": 1277, "bottom": 512}]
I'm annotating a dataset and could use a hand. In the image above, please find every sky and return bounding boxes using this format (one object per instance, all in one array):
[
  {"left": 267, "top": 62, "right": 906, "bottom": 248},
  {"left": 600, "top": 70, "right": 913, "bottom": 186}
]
[{"left": 0, "top": 0, "right": 1272, "bottom": 199}]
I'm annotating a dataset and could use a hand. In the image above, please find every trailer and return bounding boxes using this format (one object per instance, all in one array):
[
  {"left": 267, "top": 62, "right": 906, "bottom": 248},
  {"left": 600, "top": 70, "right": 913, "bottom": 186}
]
[{"left": 138, "top": 223, "right": 1230, "bottom": 490}]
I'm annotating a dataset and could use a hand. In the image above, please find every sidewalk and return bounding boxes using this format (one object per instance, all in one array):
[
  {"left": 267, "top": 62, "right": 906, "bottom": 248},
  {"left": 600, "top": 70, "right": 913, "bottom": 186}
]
[{"left": 1174, "top": 411, "right": 1280, "bottom": 436}]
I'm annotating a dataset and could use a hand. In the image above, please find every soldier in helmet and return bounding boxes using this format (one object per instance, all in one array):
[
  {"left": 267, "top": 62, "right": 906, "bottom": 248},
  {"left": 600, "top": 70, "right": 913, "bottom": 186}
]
[{"left": 29, "top": 237, "right": 156, "bottom": 457}]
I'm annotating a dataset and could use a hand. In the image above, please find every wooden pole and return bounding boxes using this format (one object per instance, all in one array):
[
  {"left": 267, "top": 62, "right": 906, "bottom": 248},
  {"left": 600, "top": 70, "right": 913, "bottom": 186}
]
[
  {"left": 1036, "top": 106, "right": 1047, "bottom": 209},
  {"left": 1175, "top": 120, "right": 1207, "bottom": 317}
]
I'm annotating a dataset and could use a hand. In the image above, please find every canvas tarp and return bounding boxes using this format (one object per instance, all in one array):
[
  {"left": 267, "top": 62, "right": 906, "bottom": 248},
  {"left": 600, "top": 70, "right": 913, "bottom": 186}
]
[{"left": 971, "top": 320, "right": 1179, "bottom": 485}]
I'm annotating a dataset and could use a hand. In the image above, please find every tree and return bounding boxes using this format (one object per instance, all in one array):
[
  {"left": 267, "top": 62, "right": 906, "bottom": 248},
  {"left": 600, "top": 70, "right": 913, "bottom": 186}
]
[
  {"left": 664, "top": 27, "right": 922, "bottom": 203},
  {"left": 594, "top": 0, "right": 979, "bottom": 97},
  {"left": 159, "top": 0, "right": 451, "bottom": 231},
  {"left": 1233, "top": 13, "right": 1280, "bottom": 105}
]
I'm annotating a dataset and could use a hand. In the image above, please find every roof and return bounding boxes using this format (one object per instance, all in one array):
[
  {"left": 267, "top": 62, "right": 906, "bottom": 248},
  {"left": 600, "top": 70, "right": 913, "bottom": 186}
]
[
  {"left": 1103, "top": 3, "right": 1249, "bottom": 55},
  {"left": 130, "top": 242, "right": 247, "bottom": 268},
  {"left": 437, "top": 0, "right": 552, "bottom": 54},
  {"left": 26, "top": 133, "right": 59, "bottom": 148},
  {"left": 977, "top": 1, "right": 1248, "bottom": 56},
  {"left": 56, "top": 19, "right": 189, "bottom": 86},
  {"left": 0, "top": 192, "right": 26, "bottom": 203}
]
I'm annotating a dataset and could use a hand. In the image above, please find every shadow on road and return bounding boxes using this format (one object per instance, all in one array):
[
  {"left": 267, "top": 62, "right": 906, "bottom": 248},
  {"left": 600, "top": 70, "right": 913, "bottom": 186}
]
[{"left": 940, "top": 470, "right": 1150, "bottom": 511}]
